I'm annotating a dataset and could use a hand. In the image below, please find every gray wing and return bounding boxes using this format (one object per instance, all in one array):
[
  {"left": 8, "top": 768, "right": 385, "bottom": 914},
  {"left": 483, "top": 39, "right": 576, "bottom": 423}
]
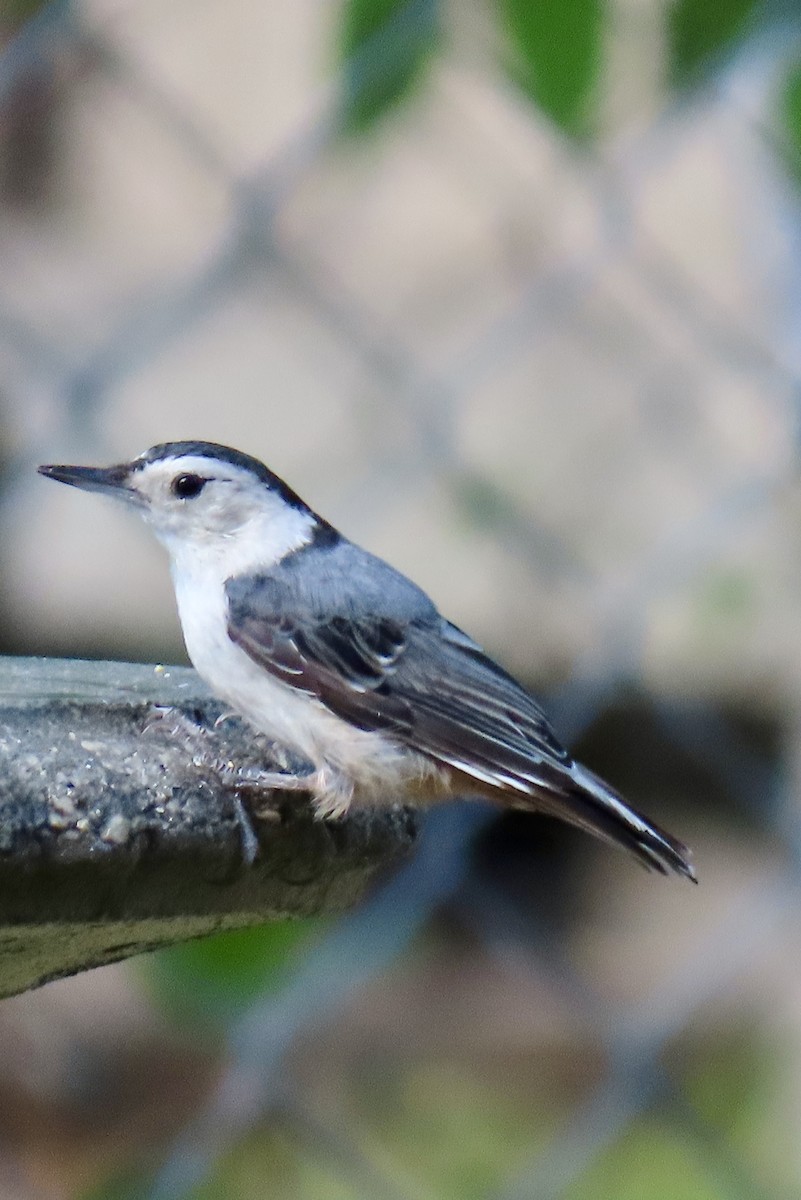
[
  {"left": 226, "top": 540, "right": 694, "bottom": 878},
  {"left": 225, "top": 539, "right": 570, "bottom": 791}
]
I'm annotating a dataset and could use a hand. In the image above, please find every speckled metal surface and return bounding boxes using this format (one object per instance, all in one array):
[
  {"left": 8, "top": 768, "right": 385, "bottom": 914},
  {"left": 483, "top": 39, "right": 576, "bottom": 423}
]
[{"left": 0, "top": 658, "right": 418, "bottom": 997}]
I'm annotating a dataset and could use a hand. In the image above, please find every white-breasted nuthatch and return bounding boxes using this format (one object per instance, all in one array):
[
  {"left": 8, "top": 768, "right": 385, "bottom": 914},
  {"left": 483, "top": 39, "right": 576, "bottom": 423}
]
[{"left": 39, "top": 441, "right": 694, "bottom": 879}]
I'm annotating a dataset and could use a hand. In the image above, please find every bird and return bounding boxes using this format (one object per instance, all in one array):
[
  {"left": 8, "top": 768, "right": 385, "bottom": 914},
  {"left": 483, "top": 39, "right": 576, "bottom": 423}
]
[{"left": 38, "top": 441, "right": 694, "bottom": 879}]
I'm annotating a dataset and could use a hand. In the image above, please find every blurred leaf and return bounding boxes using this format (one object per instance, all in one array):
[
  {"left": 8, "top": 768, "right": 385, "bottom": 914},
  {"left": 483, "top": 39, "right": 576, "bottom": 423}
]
[
  {"left": 568, "top": 1119, "right": 730, "bottom": 1200},
  {"left": 667, "top": 0, "right": 761, "bottom": 88},
  {"left": 691, "top": 569, "right": 755, "bottom": 656},
  {"left": 83, "top": 1173, "right": 148, "bottom": 1200},
  {"left": 499, "top": 0, "right": 604, "bottom": 138},
  {"left": 453, "top": 472, "right": 519, "bottom": 531},
  {"left": 698, "top": 568, "right": 755, "bottom": 622},
  {"left": 382, "top": 1062, "right": 548, "bottom": 1198},
  {"left": 147, "top": 920, "right": 320, "bottom": 1027},
  {"left": 682, "top": 1025, "right": 796, "bottom": 1193},
  {"left": 339, "top": 0, "right": 439, "bottom": 133},
  {"left": 781, "top": 58, "right": 801, "bottom": 185},
  {"left": 201, "top": 1127, "right": 360, "bottom": 1200},
  {"left": 685, "top": 1025, "right": 773, "bottom": 1136},
  {"left": 1, "top": 0, "right": 50, "bottom": 29}
]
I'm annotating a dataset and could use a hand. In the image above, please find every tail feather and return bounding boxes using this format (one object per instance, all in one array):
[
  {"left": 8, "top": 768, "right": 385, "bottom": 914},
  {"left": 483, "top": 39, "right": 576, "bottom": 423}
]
[{"left": 520, "top": 760, "right": 696, "bottom": 881}]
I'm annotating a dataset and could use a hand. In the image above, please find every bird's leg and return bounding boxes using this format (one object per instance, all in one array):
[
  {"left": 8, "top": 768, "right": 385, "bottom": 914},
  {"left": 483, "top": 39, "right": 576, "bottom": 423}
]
[
  {"left": 222, "top": 763, "right": 318, "bottom": 829},
  {"left": 142, "top": 704, "right": 214, "bottom": 760},
  {"left": 225, "top": 763, "right": 317, "bottom": 792},
  {"left": 223, "top": 762, "right": 353, "bottom": 822},
  {"left": 230, "top": 790, "right": 261, "bottom": 867},
  {"left": 144, "top": 705, "right": 339, "bottom": 847}
]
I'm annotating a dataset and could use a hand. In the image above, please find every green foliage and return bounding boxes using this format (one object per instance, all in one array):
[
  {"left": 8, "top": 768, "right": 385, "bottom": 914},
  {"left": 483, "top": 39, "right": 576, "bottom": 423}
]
[
  {"left": 684, "top": 1025, "right": 793, "bottom": 1190},
  {"left": 339, "top": 0, "right": 439, "bottom": 133},
  {"left": 567, "top": 1120, "right": 732, "bottom": 1200},
  {"left": 696, "top": 568, "right": 755, "bottom": 626},
  {"left": 146, "top": 920, "right": 319, "bottom": 1027},
  {"left": 2, "top": 0, "right": 51, "bottom": 27},
  {"left": 781, "top": 58, "right": 801, "bottom": 185},
  {"left": 375, "top": 1062, "right": 547, "bottom": 1198},
  {"left": 686, "top": 1028, "right": 765, "bottom": 1132},
  {"left": 667, "top": 0, "right": 762, "bottom": 87},
  {"left": 200, "top": 1127, "right": 364, "bottom": 1200},
  {"left": 453, "top": 472, "right": 520, "bottom": 532},
  {"left": 499, "top": 0, "right": 604, "bottom": 137},
  {"left": 82, "top": 1172, "right": 144, "bottom": 1200},
  {"left": 334, "top": 1, "right": 783, "bottom": 142}
]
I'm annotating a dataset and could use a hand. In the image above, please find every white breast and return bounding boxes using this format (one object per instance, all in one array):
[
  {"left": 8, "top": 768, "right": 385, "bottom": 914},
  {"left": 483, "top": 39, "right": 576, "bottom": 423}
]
[
  {"left": 170, "top": 558, "right": 435, "bottom": 802},
  {"left": 172, "top": 561, "right": 326, "bottom": 761}
]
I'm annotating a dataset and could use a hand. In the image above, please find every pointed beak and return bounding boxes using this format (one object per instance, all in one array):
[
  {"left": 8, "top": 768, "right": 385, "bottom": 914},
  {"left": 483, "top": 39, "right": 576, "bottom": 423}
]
[{"left": 38, "top": 461, "right": 143, "bottom": 505}]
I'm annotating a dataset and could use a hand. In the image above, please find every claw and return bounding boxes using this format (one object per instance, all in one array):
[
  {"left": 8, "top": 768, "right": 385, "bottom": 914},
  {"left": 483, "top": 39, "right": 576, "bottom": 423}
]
[
  {"left": 231, "top": 792, "right": 261, "bottom": 866},
  {"left": 213, "top": 711, "right": 240, "bottom": 729}
]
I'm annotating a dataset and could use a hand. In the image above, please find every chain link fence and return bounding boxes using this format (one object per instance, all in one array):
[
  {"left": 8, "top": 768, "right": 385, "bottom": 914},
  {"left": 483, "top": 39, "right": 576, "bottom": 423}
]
[{"left": 2, "top": 2, "right": 801, "bottom": 1197}]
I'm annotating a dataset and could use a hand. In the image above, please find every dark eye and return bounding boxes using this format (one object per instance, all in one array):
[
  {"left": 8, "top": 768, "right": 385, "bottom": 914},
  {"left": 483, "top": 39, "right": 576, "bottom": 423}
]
[{"left": 171, "top": 473, "right": 206, "bottom": 500}]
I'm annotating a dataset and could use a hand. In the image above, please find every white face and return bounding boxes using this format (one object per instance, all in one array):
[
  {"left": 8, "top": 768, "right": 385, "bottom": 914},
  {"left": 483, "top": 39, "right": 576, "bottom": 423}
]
[{"left": 127, "top": 453, "right": 317, "bottom": 576}]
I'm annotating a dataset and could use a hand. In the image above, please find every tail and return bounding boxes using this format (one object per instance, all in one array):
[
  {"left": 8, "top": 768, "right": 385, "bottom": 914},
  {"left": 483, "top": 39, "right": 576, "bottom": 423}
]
[{"left": 521, "top": 761, "right": 696, "bottom": 881}]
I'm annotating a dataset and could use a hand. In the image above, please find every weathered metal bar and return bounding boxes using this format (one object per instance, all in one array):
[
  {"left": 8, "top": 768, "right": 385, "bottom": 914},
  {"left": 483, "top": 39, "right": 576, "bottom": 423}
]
[{"left": 0, "top": 657, "right": 417, "bottom": 998}]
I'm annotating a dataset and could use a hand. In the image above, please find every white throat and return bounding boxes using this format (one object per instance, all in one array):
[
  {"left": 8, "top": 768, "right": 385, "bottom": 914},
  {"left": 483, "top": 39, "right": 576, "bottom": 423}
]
[
  {"left": 158, "top": 502, "right": 318, "bottom": 586},
  {"left": 165, "top": 502, "right": 317, "bottom": 735}
]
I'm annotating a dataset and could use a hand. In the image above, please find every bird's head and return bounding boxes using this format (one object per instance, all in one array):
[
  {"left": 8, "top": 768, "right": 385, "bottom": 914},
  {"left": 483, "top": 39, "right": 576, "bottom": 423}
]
[{"left": 39, "top": 441, "right": 331, "bottom": 573}]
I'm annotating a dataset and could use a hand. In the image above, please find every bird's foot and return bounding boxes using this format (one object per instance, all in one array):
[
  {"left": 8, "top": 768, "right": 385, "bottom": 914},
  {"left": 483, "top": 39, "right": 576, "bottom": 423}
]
[
  {"left": 143, "top": 705, "right": 213, "bottom": 761},
  {"left": 222, "top": 763, "right": 354, "bottom": 822},
  {"left": 217, "top": 761, "right": 317, "bottom": 828}
]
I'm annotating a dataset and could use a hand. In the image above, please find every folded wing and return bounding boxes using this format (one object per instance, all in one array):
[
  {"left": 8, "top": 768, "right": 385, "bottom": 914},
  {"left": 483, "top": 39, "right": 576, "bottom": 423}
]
[{"left": 226, "top": 545, "right": 694, "bottom": 879}]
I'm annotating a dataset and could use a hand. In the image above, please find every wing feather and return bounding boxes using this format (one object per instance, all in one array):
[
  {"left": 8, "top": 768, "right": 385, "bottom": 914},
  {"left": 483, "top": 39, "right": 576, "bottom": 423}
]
[
  {"left": 225, "top": 555, "right": 694, "bottom": 879},
  {"left": 228, "top": 580, "right": 573, "bottom": 791}
]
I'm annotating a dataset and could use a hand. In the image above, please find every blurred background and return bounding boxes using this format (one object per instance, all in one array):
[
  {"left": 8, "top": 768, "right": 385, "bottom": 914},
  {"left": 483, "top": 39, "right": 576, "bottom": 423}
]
[{"left": 1, "top": 0, "right": 800, "bottom": 1196}]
